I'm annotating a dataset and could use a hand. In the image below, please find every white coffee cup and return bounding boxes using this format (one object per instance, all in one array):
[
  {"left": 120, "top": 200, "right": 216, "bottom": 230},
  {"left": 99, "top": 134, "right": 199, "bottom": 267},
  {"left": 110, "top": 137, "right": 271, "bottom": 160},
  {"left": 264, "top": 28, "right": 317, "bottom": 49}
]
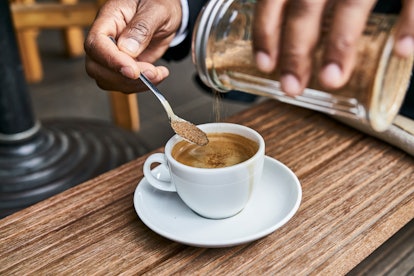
[{"left": 143, "top": 123, "right": 265, "bottom": 219}]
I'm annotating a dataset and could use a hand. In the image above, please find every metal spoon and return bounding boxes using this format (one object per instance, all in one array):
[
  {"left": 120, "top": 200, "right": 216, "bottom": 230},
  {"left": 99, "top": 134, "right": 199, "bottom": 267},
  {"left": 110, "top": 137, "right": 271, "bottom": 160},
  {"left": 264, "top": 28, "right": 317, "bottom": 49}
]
[{"left": 139, "top": 74, "right": 209, "bottom": 146}]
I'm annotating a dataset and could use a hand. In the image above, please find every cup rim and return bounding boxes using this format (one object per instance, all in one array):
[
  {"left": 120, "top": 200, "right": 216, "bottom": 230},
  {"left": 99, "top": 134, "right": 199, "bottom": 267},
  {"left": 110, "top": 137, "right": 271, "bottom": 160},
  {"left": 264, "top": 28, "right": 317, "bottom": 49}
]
[{"left": 165, "top": 122, "right": 265, "bottom": 172}]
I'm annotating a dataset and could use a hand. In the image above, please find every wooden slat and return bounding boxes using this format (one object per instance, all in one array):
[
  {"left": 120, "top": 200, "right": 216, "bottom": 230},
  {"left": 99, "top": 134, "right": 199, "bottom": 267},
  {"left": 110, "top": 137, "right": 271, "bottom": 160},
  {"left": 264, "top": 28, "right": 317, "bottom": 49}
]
[
  {"left": 13, "top": 0, "right": 43, "bottom": 82},
  {"left": 60, "top": 0, "right": 86, "bottom": 57},
  {"left": 109, "top": 92, "right": 140, "bottom": 131},
  {"left": 0, "top": 100, "right": 412, "bottom": 275},
  {"left": 11, "top": 1, "right": 96, "bottom": 82},
  {"left": 16, "top": 29, "right": 43, "bottom": 82},
  {"left": 11, "top": 2, "right": 99, "bottom": 30}
]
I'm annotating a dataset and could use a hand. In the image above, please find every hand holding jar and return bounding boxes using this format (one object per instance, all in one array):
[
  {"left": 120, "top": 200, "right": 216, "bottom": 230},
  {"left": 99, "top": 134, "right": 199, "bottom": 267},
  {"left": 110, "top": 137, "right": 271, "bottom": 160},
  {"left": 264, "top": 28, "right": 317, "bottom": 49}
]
[
  {"left": 192, "top": 0, "right": 414, "bottom": 131},
  {"left": 252, "top": 0, "right": 414, "bottom": 96}
]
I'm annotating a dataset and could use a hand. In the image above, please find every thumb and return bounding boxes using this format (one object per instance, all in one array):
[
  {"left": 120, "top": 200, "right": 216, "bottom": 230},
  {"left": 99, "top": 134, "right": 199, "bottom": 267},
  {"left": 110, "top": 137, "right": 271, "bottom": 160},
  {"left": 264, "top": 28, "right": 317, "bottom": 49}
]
[{"left": 116, "top": 5, "right": 163, "bottom": 58}]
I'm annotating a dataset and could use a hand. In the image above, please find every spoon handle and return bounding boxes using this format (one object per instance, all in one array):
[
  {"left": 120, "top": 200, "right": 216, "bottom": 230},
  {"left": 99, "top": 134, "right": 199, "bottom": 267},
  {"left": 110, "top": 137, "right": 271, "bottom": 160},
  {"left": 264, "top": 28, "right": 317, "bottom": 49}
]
[{"left": 139, "top": 73, "right": 175, "bottom": 120}]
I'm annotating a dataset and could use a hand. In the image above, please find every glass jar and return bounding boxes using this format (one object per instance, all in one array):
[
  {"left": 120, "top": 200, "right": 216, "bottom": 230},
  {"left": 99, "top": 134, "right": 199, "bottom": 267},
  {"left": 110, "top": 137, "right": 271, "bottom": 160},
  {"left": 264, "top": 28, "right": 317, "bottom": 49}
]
[{"left": 192, "top": 0, "right": 414, "bottom": 131}]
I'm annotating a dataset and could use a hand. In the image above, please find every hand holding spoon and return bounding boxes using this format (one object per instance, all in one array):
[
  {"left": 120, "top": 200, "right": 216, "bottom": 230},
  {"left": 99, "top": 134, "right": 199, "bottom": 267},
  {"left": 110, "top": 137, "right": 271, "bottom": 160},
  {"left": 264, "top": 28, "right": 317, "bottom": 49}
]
[
  {"left": 107, "top": 37, "right": 207, "bottom": 145},
  {"left": 139, "top": 74, "right": 209, "bottom": 146}
]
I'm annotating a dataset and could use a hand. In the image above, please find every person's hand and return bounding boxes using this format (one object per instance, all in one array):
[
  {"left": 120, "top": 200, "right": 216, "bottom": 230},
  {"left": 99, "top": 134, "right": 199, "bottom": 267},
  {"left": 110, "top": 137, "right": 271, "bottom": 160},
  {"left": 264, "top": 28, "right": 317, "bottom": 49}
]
[
  {"left": 84, "top": 0, "right": 182, "bottom": 93},
  {"left": 252, "top": 0, "right": 414, "bottom": 96}
]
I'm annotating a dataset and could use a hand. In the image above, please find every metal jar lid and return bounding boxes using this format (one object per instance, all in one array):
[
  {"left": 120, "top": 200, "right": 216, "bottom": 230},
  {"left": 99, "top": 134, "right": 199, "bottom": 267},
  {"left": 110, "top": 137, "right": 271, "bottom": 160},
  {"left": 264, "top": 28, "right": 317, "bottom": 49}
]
[{"left": 192, "top": 0, "right": 234, "bottom": 92}]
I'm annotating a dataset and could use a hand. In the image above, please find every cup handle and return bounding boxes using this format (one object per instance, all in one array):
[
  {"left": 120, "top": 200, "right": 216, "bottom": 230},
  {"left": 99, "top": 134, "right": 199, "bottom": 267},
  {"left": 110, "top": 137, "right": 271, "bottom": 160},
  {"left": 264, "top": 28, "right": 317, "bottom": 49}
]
[{"left": 143, "top": 153, "right": 176, "bottom": 192}]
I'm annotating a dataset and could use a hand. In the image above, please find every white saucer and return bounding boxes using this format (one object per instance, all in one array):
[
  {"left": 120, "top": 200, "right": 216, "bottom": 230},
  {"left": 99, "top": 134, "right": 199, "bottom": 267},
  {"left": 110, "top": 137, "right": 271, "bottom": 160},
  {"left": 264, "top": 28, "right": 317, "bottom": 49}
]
[{"left": 133, "top": 156, "right": 302, "bottom": 248}]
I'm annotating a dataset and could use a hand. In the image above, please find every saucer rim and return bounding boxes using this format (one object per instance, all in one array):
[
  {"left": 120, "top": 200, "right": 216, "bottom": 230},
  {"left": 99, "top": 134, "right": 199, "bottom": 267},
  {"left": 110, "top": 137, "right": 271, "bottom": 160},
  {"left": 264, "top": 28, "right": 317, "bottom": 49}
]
[{"left": 134, "top": 156, "right": 302, "bottom": 247}]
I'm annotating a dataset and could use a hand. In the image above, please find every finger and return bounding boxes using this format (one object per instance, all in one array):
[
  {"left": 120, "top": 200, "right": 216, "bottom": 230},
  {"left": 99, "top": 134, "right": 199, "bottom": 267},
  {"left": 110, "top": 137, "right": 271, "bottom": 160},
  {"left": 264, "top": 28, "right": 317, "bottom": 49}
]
[
  {"left": 393, "top": 0, "right": 414, "bottom": 58},
  {"left": 117, "top": 0, "right": 181, "bottom": 60},
  {"left": 318, "top": 0, "right": 377, "bottom": 90},
  {"left": 279, "top": 0, "right": 327, "bottom": 96},
  {"left": 253, "top": 0, "right": 287, "bottom": 73},
  {"left": 84, "top": 2, "right": 142, "bottom": 79},
  {"left": 85, "top": 33, "right": 142, "bottom": 79},
  {"left": 86, "top": 56, "right": 169, "bottom": 93},
  {"left": 98, "top": 66, "right": 169, "bottom": 93}
]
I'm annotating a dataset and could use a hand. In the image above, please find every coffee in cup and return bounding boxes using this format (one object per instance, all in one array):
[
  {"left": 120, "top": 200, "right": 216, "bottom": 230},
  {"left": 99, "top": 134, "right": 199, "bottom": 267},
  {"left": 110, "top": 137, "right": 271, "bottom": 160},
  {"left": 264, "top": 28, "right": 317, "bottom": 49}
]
[
  {"left": 172, "top": 132, "right": 259, "bottom": 169},
  {"left": 143, "top": 123, "right": 265, "bottom": 219}
]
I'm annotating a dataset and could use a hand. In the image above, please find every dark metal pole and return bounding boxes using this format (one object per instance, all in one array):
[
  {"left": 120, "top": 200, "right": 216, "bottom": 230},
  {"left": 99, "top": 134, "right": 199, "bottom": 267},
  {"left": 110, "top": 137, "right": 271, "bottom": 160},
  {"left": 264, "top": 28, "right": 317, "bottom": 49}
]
[{"left": 0, "top": 1, "right": 39, "bottom": 138}]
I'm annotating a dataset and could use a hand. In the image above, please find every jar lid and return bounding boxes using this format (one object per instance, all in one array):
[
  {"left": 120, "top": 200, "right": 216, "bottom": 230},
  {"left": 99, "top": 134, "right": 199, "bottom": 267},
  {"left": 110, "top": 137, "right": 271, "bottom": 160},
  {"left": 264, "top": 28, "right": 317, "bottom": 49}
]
[
  {"left": 192, "top": 0, "right": 231, "bottom": 92},
  {"left": 370, "top": 34, "right": 414, "bottom": 131}
]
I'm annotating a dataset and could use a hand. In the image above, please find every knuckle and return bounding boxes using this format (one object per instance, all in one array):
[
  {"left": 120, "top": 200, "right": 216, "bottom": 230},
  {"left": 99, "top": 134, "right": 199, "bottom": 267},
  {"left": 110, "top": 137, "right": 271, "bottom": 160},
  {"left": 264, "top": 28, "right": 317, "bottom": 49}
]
[
  {"left": 281, "top": 40, "right": 316, "bottom": 73},
  {"left": 281, "top": 47, "right": 311, "bottom": 73},
  {"left": 83, "top": 34, "right": 96, "bottom": 54},
  {"left": 128, "top": 21, "right": 151, "bottom": 42},
  {"left": 341, "top": 0, "right": 365, "bottom": 7},
  {"left": 333, "top": 0, "right": 375, "bottom": 13},
  {"left": 288, "top": 0, "right": 326, "bottom": 14},
  {"left": 285, "top": 43, "right": 312, "bottom": 59},
  {"left": 84, "top": 57, "right": 95, "bottom": 76},
  {"left": 261, "top": 23, "right": 276, "bottom": 38},
  {"left": 331, "top": 34, "right": 357, "bottom": 53}
]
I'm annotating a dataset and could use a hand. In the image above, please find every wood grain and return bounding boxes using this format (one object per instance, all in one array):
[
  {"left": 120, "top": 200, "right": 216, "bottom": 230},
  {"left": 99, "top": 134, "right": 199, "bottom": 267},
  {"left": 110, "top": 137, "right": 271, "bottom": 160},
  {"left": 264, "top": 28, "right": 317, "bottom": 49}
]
[{"left": 1, "top": 100, "right": 413, "bottom": 275}]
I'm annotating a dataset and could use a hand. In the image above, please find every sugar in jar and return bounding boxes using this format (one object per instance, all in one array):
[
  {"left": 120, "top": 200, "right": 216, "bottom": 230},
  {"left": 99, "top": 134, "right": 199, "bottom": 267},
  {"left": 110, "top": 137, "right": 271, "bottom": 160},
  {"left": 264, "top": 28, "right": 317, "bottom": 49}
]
[{"left": 192, "top": 0, "right": 414, "bottom": 131}]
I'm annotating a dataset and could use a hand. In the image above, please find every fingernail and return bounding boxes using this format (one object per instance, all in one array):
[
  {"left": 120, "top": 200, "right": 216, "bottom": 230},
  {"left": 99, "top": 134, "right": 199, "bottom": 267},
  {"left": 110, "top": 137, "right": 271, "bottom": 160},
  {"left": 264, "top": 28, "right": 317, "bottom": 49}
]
[
  {"left": 280, "top": 74, "right": 302, "bottom": 96},
  {"left": 120, "top": 66, "right": 135, "bottom": 79},
  {"left": 119, "top": 38, "right": 140, "bottom": 54},
  {"left": 255, "top": 51, "right": 274, "bottom": 72},
  {"left": 395, "top": 36, "right": 414, "bottom": 58},
  {"left": 320, "top": 63, "right": 343, "bottom": 89}
]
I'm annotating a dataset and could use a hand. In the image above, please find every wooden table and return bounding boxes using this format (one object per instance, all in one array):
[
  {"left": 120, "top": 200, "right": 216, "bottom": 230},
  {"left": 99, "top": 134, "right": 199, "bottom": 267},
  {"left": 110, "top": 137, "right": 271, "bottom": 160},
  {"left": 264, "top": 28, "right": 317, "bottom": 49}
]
[{"left": 1, "top": 100, "right": 413, "bottom": 275}]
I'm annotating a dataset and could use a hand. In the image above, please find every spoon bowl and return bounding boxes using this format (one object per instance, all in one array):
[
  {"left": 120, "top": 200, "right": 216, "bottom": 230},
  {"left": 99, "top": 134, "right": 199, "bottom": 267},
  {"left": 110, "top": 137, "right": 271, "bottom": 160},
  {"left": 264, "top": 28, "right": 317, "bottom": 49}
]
[{"left": 139, "top": 74, "right": 208, "bottom": 146}]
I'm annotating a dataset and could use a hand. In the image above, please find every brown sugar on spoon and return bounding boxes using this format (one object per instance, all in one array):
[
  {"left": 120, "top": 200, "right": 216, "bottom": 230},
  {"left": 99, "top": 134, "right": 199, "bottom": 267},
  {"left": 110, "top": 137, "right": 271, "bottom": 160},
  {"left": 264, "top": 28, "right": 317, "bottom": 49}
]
[
  {"left": 171, "top": 119, "right": 209, "bottom": 146},
  {"left": 139, "top": 73, "right": 208, "bottom": 146}
]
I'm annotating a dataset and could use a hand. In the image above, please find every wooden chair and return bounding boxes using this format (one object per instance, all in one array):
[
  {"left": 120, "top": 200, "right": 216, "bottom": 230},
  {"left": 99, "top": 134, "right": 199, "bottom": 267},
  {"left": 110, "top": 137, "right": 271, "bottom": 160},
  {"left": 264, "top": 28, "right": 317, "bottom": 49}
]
[{"left": 10, "top": 0, "right": 140, "bottom": 131}]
